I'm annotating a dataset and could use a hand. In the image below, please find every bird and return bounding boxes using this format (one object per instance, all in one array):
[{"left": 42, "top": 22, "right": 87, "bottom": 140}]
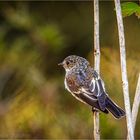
[{"left": 58, "top": 55, "right": 125, "bottom": 119}]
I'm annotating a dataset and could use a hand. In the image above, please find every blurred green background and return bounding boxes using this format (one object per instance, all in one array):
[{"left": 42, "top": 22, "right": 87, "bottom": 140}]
[{"left": 0, "top": 1, "right": 139, "bottom": 139}]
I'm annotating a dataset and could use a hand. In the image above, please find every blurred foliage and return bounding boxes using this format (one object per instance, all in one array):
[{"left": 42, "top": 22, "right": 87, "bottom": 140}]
[
  {"left": 0, "top": 1, "right": 139, "bottom": 139},
  {"left": 121, "top": 2, "right": 140, "bottom": 18}
]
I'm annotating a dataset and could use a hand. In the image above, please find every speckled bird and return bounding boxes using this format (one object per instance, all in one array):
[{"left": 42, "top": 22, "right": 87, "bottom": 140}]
[{"left": 58, "top": 55, "right": 125, "bottom": 119}]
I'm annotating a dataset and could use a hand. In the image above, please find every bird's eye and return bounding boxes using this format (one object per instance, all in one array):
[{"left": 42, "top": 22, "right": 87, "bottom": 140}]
[{"left": 66, "top": 61, "right": 70, "bottom": 65}]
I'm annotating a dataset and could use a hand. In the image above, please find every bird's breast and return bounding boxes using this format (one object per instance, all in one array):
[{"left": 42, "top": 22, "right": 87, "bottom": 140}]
[{"left": 64, "top": 78, "right": 71, "bottom": 92}]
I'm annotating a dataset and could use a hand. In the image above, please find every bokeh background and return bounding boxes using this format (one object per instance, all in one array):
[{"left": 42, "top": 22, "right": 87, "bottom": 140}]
[{"left": 0, "top": 1, "right": 140, "bottom": 139}]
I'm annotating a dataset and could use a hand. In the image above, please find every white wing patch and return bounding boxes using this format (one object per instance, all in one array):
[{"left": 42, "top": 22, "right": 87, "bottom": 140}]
[
  {"left": 82, "top": 92, "right": 97, "bottom": 101},
  {"left": 91, "top": 78, "right": 96, "bottom": 92},
  {"left": 79, "top": 78, "right": 95, "bottom": 95}
]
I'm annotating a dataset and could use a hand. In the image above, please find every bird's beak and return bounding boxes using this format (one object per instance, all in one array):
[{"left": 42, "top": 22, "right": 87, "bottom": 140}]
[{"left": 58, "top": 62, "right": 64, "bottom": 66}]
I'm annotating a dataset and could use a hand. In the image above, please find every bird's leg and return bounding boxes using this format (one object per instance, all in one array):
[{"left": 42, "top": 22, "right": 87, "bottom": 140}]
[{"left": 92, "top": 107, "right": 99, "bottom": 113}]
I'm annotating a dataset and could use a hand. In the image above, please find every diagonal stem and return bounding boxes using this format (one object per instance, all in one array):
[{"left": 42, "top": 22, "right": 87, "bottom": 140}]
[{"left": 131, "top": 74, "right": 140, "bottom": 131}]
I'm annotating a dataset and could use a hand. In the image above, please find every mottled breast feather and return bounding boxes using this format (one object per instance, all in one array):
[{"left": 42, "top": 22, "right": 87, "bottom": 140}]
[{"left": 65, "top": 72, "right": 80, "bottom": 93}]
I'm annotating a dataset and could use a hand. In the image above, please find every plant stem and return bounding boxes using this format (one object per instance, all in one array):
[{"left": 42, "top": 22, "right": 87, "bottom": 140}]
[
  {"left": 114, "top": 0, "right": 134, "bottom": 140},
  {"left": 93, "top": 0, "right": 100, "bottom": 139},
  {"left": 131, "top": 74, "right": 140, "bottom": 131}
]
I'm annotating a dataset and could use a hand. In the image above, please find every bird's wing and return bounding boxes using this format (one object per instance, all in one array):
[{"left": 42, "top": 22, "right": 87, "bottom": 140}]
[
  {"left": 65, "top": 70, "right": 98, "bottom": 102},
  {"left": 66, "top": 69, "right": 107, "bottom": 110},
  {"left": 78, "top": 70, "right": 107, "bottom": 111}
]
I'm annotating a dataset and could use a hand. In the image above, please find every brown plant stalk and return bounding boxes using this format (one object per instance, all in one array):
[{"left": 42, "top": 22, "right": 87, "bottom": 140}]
[{"left": 93, "top": 0, "right": 100, "bottom": 139}]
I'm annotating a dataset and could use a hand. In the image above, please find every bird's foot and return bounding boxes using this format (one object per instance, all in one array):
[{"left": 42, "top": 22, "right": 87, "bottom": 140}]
[{"left": 92, "top": 107, "right": 99, "bottom": 113}]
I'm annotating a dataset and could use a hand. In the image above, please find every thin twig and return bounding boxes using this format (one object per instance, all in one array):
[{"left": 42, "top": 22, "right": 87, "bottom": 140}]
[
  {"left": 94, "top": 0, "right": 100, "bottom": 73},
  {"left": 93, "top": 0, "right": 100, "bottom": 140},
  {"left": 127, "top": 74, "right": 140, "bottom": 139},
  {"left": 114, "top": 0, "right": 134, "bottom": 140},
  {"left": 131, "top": 74, "right": 140, "bottom": 130}
]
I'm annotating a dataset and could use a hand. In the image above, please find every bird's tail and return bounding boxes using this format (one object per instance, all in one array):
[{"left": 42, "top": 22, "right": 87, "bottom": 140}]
[{"left": 106, "top": 97, "right": 125, "bottom": 119}]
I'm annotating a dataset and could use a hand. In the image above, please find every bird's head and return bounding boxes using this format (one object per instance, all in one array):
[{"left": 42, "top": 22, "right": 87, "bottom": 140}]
[{"left": 58, "top": 55, "right": 89, "bottom": 71}]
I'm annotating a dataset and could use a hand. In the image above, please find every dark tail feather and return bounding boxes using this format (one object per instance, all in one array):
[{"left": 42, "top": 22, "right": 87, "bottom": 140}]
[{"left": 106, "top": 97, "right": 125, "bottom": 119}]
